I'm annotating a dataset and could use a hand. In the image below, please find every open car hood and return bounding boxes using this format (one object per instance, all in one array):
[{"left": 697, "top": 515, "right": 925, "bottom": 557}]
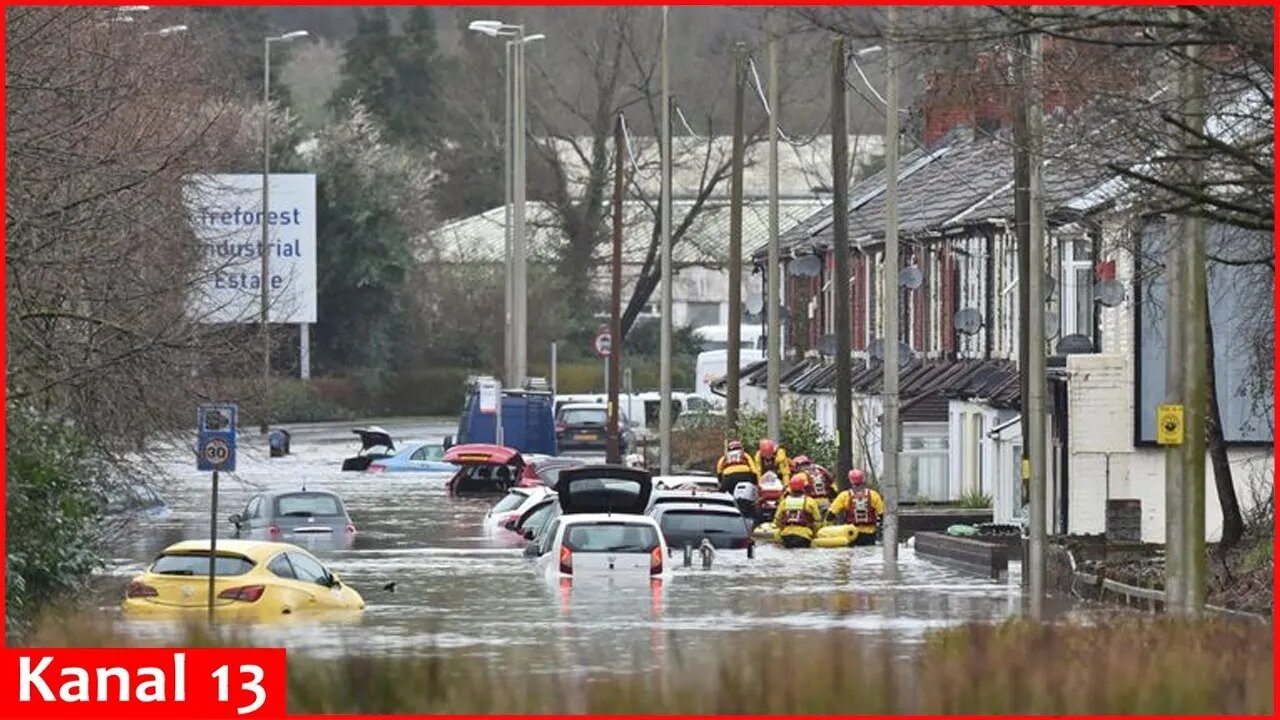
[
  {"left": 442, "top": 443, "right": 522, "bottom": 468},
  {"left": 353, "top": 427, "right": 395, "bottom": 452},
  {"left": 556, "top": 465, "right": 653, "bottom": 515}
]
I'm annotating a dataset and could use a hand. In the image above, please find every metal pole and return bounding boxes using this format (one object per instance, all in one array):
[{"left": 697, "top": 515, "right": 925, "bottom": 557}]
[
  {"left": 608, "top": 113, "right": 625, "bottom": 464},
  {"left": 300, "top": 323, "right": 310, "bottom": 379},
  {"left": 504, "top": 41, "right": 515, "bottom": 386},
  {"left": 726, "top": 42, "right": 746, "bottom": 431},
  {"left": 831, "top": 37, "right": 854, "bottom": 492},
  {"left": 513, "top": 28, "right": 528, "bottom": 388},
  {"left": 207, "top": 469, "right": 219, "bottom": 622},
  {"left": 658, "top": 6, "right": 673, "bottom": 474},
  {"left": 765, "top": 34, "right": 782, "bottom": 440},
  {"left": 1012, "top": 38, "right": 1032, "bottom": 556},
  {"left": 496, "top": 382, "right": 505, "bottom": 447},
  {"left": 260, "top": 37, "right": 272, "bottom": 435},
  {"left": 551, "top": 341, "right": 558, "bottom": 395},
  {"left": 1025, "top": 31, "right": 1048, "bottom": 620},
  {"left": 1179, "top": 30, "right": 1207, "bottom": 615},
  {"left": 881, "top": 9, "right": 903, "bottom": 565}
]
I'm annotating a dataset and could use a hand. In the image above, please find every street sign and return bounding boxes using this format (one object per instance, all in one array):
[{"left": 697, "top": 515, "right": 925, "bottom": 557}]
[
  {"left": 593, "top": 329, "right": 612, "bottom": 358},
  {"left": 197, "top": 403, "right": 237, "bottom": 472},
  {"left": 1156, "top": 404, "right": 1184, "bottom": 446},
  {"left": 478, "top": 379, "right": 500, "bottom": 414}
]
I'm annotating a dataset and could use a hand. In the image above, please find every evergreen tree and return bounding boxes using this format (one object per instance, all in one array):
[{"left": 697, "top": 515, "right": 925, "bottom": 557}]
[
  {"left": 330, "top": 8, "right": 401, "bottom": 130},
  {"left": 392, "top": 6, "right": 445, "bottom": 146}
]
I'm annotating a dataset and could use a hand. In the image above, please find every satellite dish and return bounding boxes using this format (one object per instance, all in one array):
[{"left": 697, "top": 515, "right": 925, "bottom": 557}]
[
  {"left": 819, "top": 334, "right": 837, "bottom": 356},
  {"left": 868, "top": 338, "right": 913, "bottom": 367},
  {"left": 788, "top": 255, "right": 822, "bottom": 277},
  {"left": 1045, "top": 310, "right": 1060, "bottom": 339},
  {"left": 1094, "top": 279, "right": 1125, "bottom": 307},
  {"left": 954, "top": 308, "right": 984, "bottom": 336},
  {"left": 745, "top": 292, "right": 764, "bottom": 314},
  {"left": 1056, "top": 334, "right": 1094, "bottom": 355},
  {"left": 900, "top": 266, "right": 923, "bottom": 290}
]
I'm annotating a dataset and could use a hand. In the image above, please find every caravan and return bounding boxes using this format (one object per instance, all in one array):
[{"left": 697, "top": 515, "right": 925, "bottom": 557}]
[{"left": 694, "top": 348, "right": 764, "bottom": 402}]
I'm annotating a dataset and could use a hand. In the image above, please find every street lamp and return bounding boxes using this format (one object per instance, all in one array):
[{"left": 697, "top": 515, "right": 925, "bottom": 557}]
[
  {"left": 144, "top": 24, "right": 188, "bottom": 37},
  {"left": 260, "top": 29, "right": 310, "bottom": 433},
  {"left": 469, "top": 19, "right": 544, "bottom": 390}
]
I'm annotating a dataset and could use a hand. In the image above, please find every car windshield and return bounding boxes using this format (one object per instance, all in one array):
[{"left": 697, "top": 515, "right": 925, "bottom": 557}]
[
  {"left": 563, "top": 522, "right": 660, "bottom": 553},
  {"left": 659, "top": 510, "right": 748, "bottom": 538},
  {"left": 521, "top": 502, "right": 557, "bottom": 531},
  {"left": 560, "top": 408, "right": 607, "bottom": 425},
  {"left": 491, "top": 491, "right": 529, "bottom": 514},
  {"left": 274, "top": 493, "right": 344, "bottom": 518},
  {"left": 151, "top": 552, "right": 256, "bottom": 577},
  {"left": 412, "top": 444, "right": 445, "bottom": 461}
]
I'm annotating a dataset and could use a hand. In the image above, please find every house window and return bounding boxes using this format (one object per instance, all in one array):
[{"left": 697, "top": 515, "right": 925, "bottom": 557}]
[
  {"left": 686, "top": 301, "right": 720, "bottom": 329},
  {"left": 902, "top": 423, "right": 950, "bottom": 502},
  {"left": 1061, "top": 237, "right": 1095, "bottom": 342}
]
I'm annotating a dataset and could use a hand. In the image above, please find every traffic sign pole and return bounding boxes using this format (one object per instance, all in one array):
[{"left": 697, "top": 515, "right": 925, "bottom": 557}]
[{"left": 208, "top": 469, "right": 218, "bottom": 622}]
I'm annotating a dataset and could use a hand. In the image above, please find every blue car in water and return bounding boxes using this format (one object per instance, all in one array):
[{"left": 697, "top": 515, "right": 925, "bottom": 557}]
[{"left": 365, "top": 441, "right": 458, "bottom": 473}]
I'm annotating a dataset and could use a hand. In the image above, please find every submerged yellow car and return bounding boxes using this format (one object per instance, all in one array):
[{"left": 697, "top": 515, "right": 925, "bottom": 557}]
[{"left": 122, "top": 539, "right": 364, "bottom": 621}]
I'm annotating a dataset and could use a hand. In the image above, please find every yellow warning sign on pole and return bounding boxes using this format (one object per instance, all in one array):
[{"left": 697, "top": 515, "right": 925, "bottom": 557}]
[{"left": 1156, "top": 404, "right": 1184, "bottom": 445}]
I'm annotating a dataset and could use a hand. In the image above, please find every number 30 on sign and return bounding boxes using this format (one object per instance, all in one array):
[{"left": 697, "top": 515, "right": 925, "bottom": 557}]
[{"left": 3, "top": 648, "right": 285, "bottom": 718}]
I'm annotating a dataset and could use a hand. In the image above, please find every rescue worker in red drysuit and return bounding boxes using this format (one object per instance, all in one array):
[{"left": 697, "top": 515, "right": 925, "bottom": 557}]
[
  {"left": 825, "top": 469, "right": 885, "bottom": 546},
  {"left": 754, "top": 439, "right": 791, "bottom": 483},
  {"left": 715, "top": 440, "right": 760, "bottom": 493},
  {"left": 773, "top": 474, "right": 824, "bottom": 548},
  {"left": 790, "top": 455, "right": 835, "bottom": 501}
]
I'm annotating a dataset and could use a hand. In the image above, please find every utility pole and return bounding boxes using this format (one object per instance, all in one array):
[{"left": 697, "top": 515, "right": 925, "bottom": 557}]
[
  {"left": 607, "top": 114, "right": 625, "bottom": 464},
  {"left": 881, "top": 6, "right": 903, "bottom": 565},
  {"left": 831, "top": 36, "right": 853, "bottom": 494},
  {"left": 765, "top": 34, "right": 782, "bottom": 441},
  {"left": 1025, "top": 30, "right": 1048, "bottom": 620},
  {"left": 726, "top": 42, "right": 747, "bottom": 431},
  {"left": 1012, "top": 39, "right": 1032, "bottom": 547},
  {"left": 503, "top": 40, "right": 515, "bottom": 387},
  {"left": 513, "top": 26, "right": 528, "bottom": 388},
  {"left": 260, "top": 36, "right": 273, "bottom": 435},
  {"left": 658, "top": 6, "right": 673, "bottom": 474},
  {"left": 1179, "top": 28, "right": 1207, "bottom": 615}
]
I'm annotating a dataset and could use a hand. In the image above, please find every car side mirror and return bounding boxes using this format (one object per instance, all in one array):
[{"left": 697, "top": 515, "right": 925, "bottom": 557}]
[
  {"left": 228, "top": 513, "right": 242, "bottom": 526},
  {"left": 504, "top": 519, "right": 518, "bottom": 531},
  {"left": 522, "top": 528, "right": 536, "bottom": 541},
  {"left": 327, "top": 575, "right": 341, "bottom": 589},
  {"left": 443, "top": 436, "right": 453, "bottom": 450}
]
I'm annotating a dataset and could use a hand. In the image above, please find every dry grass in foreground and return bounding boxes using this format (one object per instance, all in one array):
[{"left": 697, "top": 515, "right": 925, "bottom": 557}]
[{"left": 24, "top": 613, "right": 1274, "bottom": 714}]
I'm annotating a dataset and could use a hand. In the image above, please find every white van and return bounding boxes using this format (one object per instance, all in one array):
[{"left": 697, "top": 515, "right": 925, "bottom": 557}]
[
  {"left": 692, "top": 324, "right": 765, "bottom": 352},
  {"left": 694, "top": 348, "right": 765, "bottom": 400}
]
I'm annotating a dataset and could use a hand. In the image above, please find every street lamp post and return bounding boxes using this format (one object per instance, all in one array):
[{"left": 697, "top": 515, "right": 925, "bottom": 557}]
[
  {"left": 469, "top": 20, "right": 544, "bottom": 390},
  {"left": 261, "top": 30, "right": 309, "bottom": 434}
]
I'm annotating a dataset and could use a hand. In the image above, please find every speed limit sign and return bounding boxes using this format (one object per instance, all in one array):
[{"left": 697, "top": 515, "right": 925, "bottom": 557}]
[
  {"left": 197, "top": 403, "right": 237, "bottom": 472},
  {"left": 203, "top": 437, "right": 232, "bottom": 467}
]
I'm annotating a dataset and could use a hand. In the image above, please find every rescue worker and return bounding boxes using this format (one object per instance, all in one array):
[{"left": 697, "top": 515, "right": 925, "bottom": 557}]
[
  {"left": 715, "top": 440, "right": 760, "bottom": 493},
  {"left": 754, "top": 439, "right": 791, "bottom": 483},
  {"left": 773, "top": 473, "right": 824, "bottom": 548},
  {"left": 825, "top": 469, "right": 886, "bottom": 546},
  {"left": 790, "top": 455, "right": 835, "bottom": 500}
]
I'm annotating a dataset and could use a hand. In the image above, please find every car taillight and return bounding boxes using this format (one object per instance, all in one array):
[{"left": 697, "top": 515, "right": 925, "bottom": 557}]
[
  {"left": 217, "top": 585, "right": 265, "bottom": 603},
  {"left": 126, "top": 581, "right": 158, "bottom": 598},
  {"left": 559, "top": 546, "right": 573, "bottom": 575},
  {"left": 650, "top": 547, "right": 663, "bottom": 575},
  {"left": 367, "top": 464, "right": 387, "bottom": 473},
  {"left": 345, "top": 524, "right": 357, "bottom": 534},
  {"left": 267, "top": 525, "right": 281, "bottom": 537}
]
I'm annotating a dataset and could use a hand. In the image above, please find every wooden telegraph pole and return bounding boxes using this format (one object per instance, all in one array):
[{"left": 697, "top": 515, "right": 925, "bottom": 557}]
[
  {"left": 607, "top": 114, "right": 625, "bottom": 464},
  {"left": 727, "top": 42, "right": 747, "bottom": 430}
]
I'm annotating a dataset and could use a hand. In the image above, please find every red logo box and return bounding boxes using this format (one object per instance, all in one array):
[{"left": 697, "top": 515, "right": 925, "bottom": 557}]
[{"left": 2, "top": 648, "right": 286, "bottom": 719}]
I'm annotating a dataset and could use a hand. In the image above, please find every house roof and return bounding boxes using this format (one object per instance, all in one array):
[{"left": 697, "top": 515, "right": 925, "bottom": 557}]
[{"left": 421, "top": 197, "right": 825, "bottom": 266}]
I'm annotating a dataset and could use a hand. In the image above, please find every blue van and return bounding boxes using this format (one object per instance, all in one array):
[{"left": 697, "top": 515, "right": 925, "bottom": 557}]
[{"left": 452, "top": 384, "right": 558, "bottom": 456}]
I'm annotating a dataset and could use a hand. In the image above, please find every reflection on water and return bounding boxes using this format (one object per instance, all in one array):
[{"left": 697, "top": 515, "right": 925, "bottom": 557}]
[{"left": 98, "top": 418, "right": 1058, "bottom": 665}]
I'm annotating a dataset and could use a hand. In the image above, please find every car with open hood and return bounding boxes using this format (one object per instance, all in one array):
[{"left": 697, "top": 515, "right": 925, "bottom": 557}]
[
  {"left": 340, "top": 427, "right": 396, "bottom": 471},
  {"left": 529, "top": 465, "right": 668, "bottom": 585},
  {"left": 444, "top": 443, "right": 524, "bottom": 495}
]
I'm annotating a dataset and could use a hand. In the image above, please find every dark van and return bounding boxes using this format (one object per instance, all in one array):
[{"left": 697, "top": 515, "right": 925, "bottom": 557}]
[{"left": 454, "top": 383, "right": 557, "bottom": 456}]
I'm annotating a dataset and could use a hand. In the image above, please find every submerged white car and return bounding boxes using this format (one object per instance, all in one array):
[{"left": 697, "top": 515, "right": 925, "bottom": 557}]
[
  {"left": 529, "top": 465, "right": 670, "bottom": 585},
  {"left": 483, "top": 486, "right": 555, "bottom": 534}
]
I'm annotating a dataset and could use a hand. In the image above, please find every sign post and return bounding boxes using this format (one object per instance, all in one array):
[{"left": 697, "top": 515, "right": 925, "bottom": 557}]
[
  {"left": 479, "top": 377, "right": 504, "bottom": 446},
  {"left": 197, "top": 404, "right": 237, "bottom": 621}
]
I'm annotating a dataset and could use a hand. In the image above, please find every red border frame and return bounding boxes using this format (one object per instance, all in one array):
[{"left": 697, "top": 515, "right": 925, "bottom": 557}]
[{"left": 1, "top": 2, "right": 1277, "bottom": 719}]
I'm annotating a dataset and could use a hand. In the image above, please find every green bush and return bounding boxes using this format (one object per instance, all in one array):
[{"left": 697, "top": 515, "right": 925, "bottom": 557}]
[
  {"left": 5, "top": 407, "right": 106, "bottom": 639},
  {"left": 958, "top": 490, "right": 994, "bottom": 509},
  {"left": 733, "top": 402, "right": 838, "bottom": 472}
]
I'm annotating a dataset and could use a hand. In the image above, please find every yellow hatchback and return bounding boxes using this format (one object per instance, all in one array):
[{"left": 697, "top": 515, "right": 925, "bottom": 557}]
[{"left": 122, "top": 539, "right": 365, "bottom": 621}]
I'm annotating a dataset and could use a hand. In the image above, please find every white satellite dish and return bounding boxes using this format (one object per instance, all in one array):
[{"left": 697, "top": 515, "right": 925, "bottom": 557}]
[
  {"left": 954, "top": 308, "right": 984, "bottom": 336},
  {"left": 745, "top": 291, "right": 764, "bottom": 314},
  {"left": 1094, "top": 279, "right": 1125, "bottom": 307},
  {"left": 900, "top": 266, "right": 923, "bottom": 290},
  {"left": 788, "top": 254, "right": 822, "bottom": 277}
]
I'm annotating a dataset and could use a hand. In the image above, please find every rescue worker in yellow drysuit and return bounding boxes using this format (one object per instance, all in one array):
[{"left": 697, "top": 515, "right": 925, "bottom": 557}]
[
  {"left": 825, "top": 469, "right": 885, "bottom": 546},
  {"left": 753, "top": 438, "right": 791, "bottom": 483},
  {"left": 773, "top": 473, "right": 824, "bottom": 548},
  {"left": 715, "top": 440, "right": 760, "bottom": 493}
]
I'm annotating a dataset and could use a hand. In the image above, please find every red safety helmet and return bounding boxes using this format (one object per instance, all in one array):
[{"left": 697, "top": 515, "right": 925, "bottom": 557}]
[
  {"left": 848, "top": 469, "right": 866, "bottom": 486},
  {"left": 788, "top": 473, "right": 808, "bottom": 493},
  {"left": 727, "top": 440, "right": 744, "bottom": 452},
  {"left": 791, "top": 454, "right": 812, "bottom": 470},
  {"left": 758, "top": 439, "right": 777, "bottom": 457}
]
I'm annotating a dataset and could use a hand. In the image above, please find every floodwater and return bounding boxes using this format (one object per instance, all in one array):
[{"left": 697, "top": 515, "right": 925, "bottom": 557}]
[{"left": 99, "top": 417, "right": 1071, "bottom": 666}]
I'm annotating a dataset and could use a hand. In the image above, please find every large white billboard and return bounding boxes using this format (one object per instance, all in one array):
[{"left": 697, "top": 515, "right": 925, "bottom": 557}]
[{"left": 184, "top": 173, "right": 317, "bottom": 324}]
